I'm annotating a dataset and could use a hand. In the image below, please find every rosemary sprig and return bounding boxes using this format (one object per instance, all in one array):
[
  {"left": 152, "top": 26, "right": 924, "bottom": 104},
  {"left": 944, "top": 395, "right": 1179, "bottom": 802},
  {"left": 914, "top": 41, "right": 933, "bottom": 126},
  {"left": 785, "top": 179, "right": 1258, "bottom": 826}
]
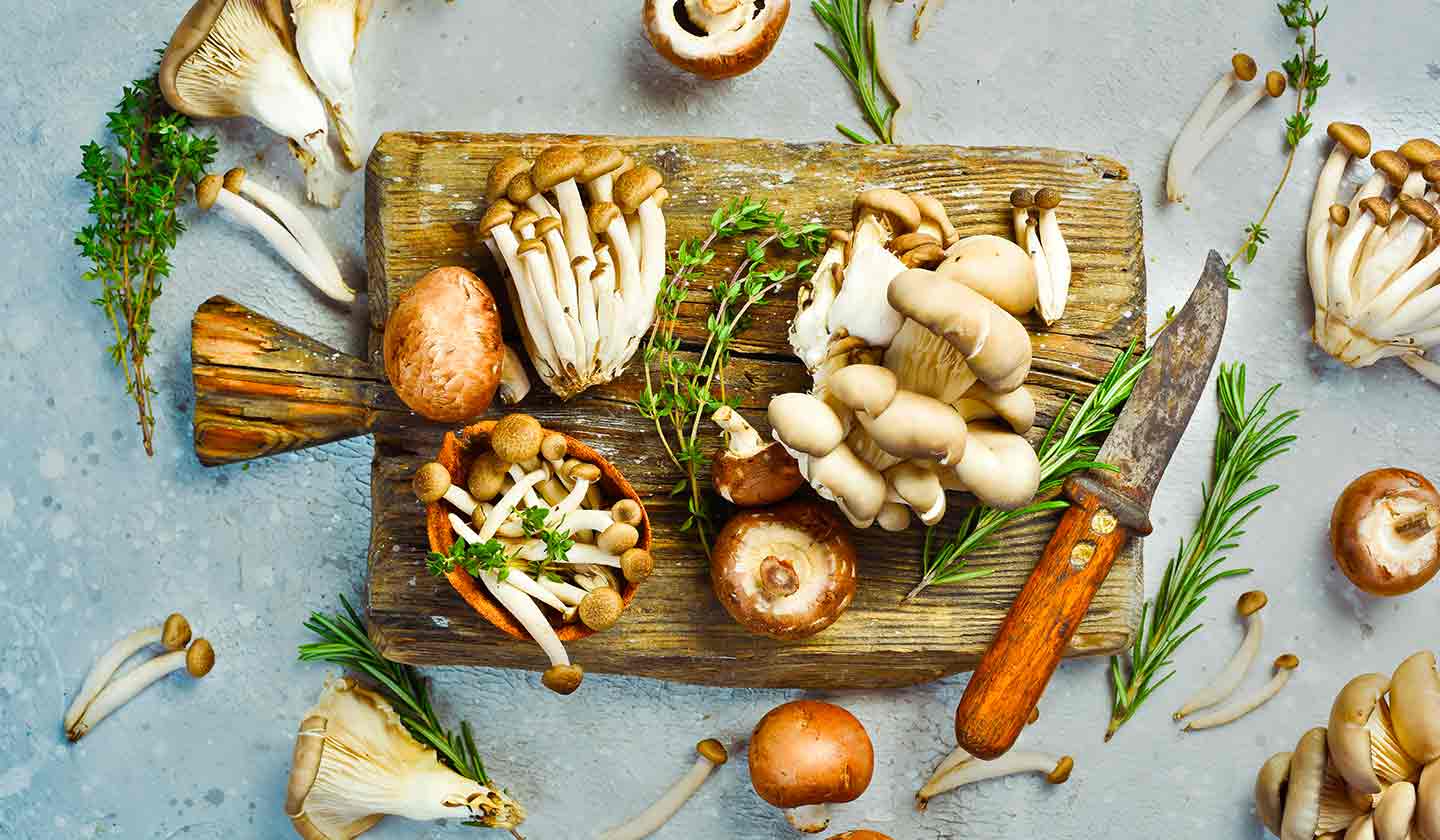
[
  {"left": 299, "top": 595, "right": 492, "bottom": 785},
  {"left": 1105, "top": 363, "right": 1299, "bottom": 740},
  {"left": 813, "top": 0, "right": 897, "bottom": 143},
  {"left": 1224, "top": 1, "right": 1329, "bottom": 289},
  {"left": 637, "top": 197, "right": 825, "bottom": 556},
  {"left": 906, "top": 343, "right": 1151, "bottom": 599},
  {"left": 75, "top": 73, "right": 217, "bottom": 455}
]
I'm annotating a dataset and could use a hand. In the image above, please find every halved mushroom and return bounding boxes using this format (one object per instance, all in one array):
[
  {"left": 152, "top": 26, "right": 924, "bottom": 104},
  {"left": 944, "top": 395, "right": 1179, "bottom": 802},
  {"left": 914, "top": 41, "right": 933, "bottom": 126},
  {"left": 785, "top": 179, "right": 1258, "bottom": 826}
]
[
  {"left": 643, "top": 0, "right": 791, "bottom": 79},
  {"left": 711, "top": 501, "right": 857, "bottom": 639},
  {"left": 162, "top": 0, "right": 346, "bottom": 207},
  {"left": 749, "top": 700, "right": 874, "bottom": 833}
]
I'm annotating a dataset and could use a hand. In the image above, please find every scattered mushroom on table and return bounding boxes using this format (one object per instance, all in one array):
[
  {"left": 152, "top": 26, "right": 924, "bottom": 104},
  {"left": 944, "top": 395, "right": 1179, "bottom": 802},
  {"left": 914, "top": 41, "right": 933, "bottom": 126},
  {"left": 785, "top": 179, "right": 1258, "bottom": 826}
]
[
  {"left": 1166, "top": 53, "right": 1286, "bottom": 204},
  {"left": 1174, "top": 590, "right": 1268, "bottom": 722},
  {"left": 64, "top": 613, "right": 193, "bottom": 737},
  {"left": 1330, "top": 468, "right": 1440, "bottom": 596},
  {"left": 777, "top": 189, "right": 1042, "bottom": 529},
  {"left": 598, "top": 739, "right": 729, "bottom": 840},
  {"left": 643, "top": 0, "right": 791, "bottom": 79},
  {"left": 289, "top": 0, "right": 373, "bottom": 170},
  {"left": 68, "top": 637, "right": 215, "bottom": 742},
  {"left": 749, "top": 700, "right": 874, "bottom": 833}
]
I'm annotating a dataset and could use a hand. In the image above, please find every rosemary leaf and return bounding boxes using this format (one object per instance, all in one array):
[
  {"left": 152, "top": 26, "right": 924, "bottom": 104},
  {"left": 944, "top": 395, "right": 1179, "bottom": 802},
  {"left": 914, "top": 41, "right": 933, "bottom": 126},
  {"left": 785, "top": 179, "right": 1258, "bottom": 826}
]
[
  {"left": 1105, "top": 363, "right": 1300, "bottom": 740},
  {"left": 812, "top": 0, "right": 898, "bottom": 144}
]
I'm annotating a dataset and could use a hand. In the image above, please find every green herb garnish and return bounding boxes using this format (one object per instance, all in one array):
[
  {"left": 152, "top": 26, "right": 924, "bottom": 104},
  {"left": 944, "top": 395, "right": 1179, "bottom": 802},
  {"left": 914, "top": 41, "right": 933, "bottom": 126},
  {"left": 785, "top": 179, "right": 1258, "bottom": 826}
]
[
  {"left": 518, "top": 506, "right": 571, "bottom": 582},
  {"left": 812, "top": 0, "right": 897, "bottom": 143},
  {"left": 1105, "top": 363, "right": 1299, "bottom": 740},
  {"left": 427, "top": 536, "right": 511, "bottom": 582},
  {"left": 75, "top": 72, "right": 217, "bottom": 455}
]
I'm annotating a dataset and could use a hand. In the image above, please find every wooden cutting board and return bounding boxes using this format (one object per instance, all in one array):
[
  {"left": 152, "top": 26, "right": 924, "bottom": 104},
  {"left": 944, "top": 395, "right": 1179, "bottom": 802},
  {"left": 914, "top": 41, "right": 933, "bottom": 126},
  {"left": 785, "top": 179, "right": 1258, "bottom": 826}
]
[{"left": 359, "top": 132, "right": 1146, "bottom": 689}]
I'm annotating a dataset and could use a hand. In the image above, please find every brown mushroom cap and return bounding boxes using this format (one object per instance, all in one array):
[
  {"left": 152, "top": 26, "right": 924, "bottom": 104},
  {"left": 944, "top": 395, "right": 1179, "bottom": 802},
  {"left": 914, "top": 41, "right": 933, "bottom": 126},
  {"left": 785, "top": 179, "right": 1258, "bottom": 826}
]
[
  {"left": 620, "top": 548, "right": 655, "bottom": 583},
  {"left": 1399, "top": 138, "right": 1440, "bottom": 168},
  {"left": 490, "top": 414, "right": 544, "bottom": 463},
  {"left": 1359, "top": 196, "right": 1394, "bottom": 227},
  {"left": 578, "top": 587, "right": 624, "bottom": 631},
  {"left": 1398, "top": 196, "right": 1439, "bottom": 229},
  {"left": 1329, "top": 204, "right": 1351, "bottom": 227},
  {"left": 711, "top": 501, "right": 857, "bottom": 640},
  {"left": 1372, "top": 151, "right": 1411, "bottom": 189},
  {"left": 1009, "top": 188, "right": 1034, "bottom": 209},
  {"left": 580, "top": 145, "right": 626, "bottom": 183},
  {"left": 1330, "top": 468, "right": 1440, "bottom": 596},
  {"left": 478, "top": 199, "right": 517, "bottom": 234},
  {"left": 507, "top": 171, "right": 539, "bottom": 205},
  {"left": 589, "top": 202, "right": 623, "bottom": 234},
  {"left": 750, "top": 700, "right": 874, "bottom": 809},
  {"left": 186, "top": 638, "right": 216, "bottom": 677},
  {"left": 1033, "top": 187, "right": 1062, "bottom": 210},
  {"left": 615, "top": 166, "right": 665, "bottom": 215},
  {"left": 643, "top": 0, "right": 792, "bottom": 80},
  {"left": 486, "top": 156, "right": 531, "bottom": 202},
  {"left": 1264, "top": 70, "right": 1288, "bottom": 98},
  {"left": 542, "top": 663, "right": 584, "bottom": 695},
  {"left": 466, "top": 451, "right": 508, "bottom": 501},
  {"left": 912, "top": 193, "right": 957, "bottom": 245},
  {"left": 712, "top": 443, "right": 804, "bottom": 507},
  {"left": 1328, "top": 123, "right": 1373, "bottom": 158},
  {"left": 1232, "top": 52, "right": 1258, "bottom": 81},
  {"left": 383, "top": 268, "right": 505, "bottom": 423},
  {"left": 162, "top": 613, "right": 193, "bottom": 650},
  {"left": 413, "top": 462, "right": 452, "bottom": 503},
  {"left": 1425, "top": 160, "right": 1440, "bottom": 185},
  {"left": 531, "top": 146, "right": 585, "bottom": 192},
  {"left": 195, "top": 174, "right": 223, "bottom": 210}
]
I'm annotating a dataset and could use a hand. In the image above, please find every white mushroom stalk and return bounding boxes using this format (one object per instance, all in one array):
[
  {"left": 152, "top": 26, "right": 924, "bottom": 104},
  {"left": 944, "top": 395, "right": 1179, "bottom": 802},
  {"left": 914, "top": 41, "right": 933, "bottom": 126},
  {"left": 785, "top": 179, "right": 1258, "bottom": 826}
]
[
  {"left": 290, "top": 0, "right": 372, "bottom": 170},
  {"left": 598, "top": 739, "right": 728, "bottom": 840},
  {"left": 1306, "top": 123, "right": 1440, "bottom": 384},
  {"left": 1167, "top": 56, "right": 1285, "bottom": 204},
  {"left": 161, "top": 0, "right": 348, "bottom": 207},
  {"left": 917, "top": 707, "right": 1040, "bottom": 808},
  {"left": 1174, "top": 590, "right": 1266, "bottom": 721},
  {"left": 916, "top": 751, "right": 1073, "bottom": 804},
  {"left": 67, "top": 639, "right": 215, "bottom": 741},
  {"left": 221, "top": 167, "right": 353, "bottom": 303},
  {"left": 64, "top": 613, "right": 192, "bottom": 734},
  {"left": 1183, "top": 654, "right": 1299, "bottom": 731},
  {"left": 1031, "top": 188, "right": 1072, "bottom": 324}
]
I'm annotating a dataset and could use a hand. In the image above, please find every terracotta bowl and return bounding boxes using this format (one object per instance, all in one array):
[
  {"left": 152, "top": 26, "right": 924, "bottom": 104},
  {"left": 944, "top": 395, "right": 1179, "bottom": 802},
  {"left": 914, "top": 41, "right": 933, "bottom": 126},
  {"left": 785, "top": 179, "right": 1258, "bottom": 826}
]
[{"left": 426, "top": 420, "right": 651, "bottom": 642}]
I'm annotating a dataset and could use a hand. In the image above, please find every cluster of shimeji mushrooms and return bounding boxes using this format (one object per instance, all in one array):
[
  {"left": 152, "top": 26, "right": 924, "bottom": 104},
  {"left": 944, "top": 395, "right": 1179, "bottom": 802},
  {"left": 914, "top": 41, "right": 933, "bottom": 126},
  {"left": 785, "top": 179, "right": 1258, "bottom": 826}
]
[
  {"left": 1009, "top": 187, "right": 1073, "bottom": 324},
  {"left": 1306, "top": 123, "right": 1440, "bottom": 385},
  {"left": 479, "top": 146, "right": 669, "bottom": 399},
  {"left": 1166, "top": 52, "right": 1287, "bottom": 204},
  {"left": 162, "top": 0, "right": 373, "bottom": 208},
  {"left": 1254, "top": 651, "right": 1440, "bottom": 840},
  {"left": 770, "top": 189, "right": 1049, "bottom": 530}
]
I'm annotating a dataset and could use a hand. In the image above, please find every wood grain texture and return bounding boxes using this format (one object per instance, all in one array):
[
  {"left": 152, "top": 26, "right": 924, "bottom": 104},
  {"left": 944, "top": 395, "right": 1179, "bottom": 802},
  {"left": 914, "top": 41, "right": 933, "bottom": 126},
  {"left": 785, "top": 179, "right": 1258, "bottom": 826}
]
[{"left": 364, "top": 132, "right": 1147, "bottom": 688}]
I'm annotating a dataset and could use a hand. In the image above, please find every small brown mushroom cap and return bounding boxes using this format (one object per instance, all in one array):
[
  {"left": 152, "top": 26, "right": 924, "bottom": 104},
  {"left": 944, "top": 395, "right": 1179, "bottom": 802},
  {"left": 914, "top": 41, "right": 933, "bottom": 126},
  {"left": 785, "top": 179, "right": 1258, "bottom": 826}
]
[
  {"left": 507, "top": 171, "right": 539, "bottom": 205},
  {"left": 186, "top": 638, "right": 216, "bottom": 677},
  {"left": 579, "top": 145, "right": 626, "bottom": 183},
  {"left": 621, "top": 548, "right": 655, "bottom": 583},
  {"left": 612, "top": 499, "right": 644, "bottom": 527},
  {"left": 578, "top": 587, "right": 623, "bottom": 631},
  {"left": 697, "top": 738, "right": 729, "bottom": 765},
  {"left": 162, "top": 613, "right": 193, "bottom": 651},
  {"left": 490, "top": 414, "right": 544, "bottom": 464},
  {"left": 1238, "top": 589, "right": 1268, "bottom": 617},
  {"left": 1371, "top": 151, "right": 1411, "bottom": 189},
  {"left": 383, "top": 267, "right": 505, "bottom": 423},
  {"left": 568, "top": 461, "right": 602, "bottom": 483},
  {"left": 1330, "top": 468, "right": 1440, "bottom": 597},
  {"left": 1398, "top": 138, "right": 1440, "bottom": 168},
  {"left": 413, "top": 462, "right": 452, "bottom": 503},
  {"left": 614, "top": 166, "right": 664, "bottom": 215},
  {"left": 510, "top": 207, "right": 541, "bottom": 234},
  {"left": 533, "top": 216, "right": 562, "bottom": 239},
  {"left": 515, "top": 238, "right": 545, "bottom": 259},
  {"left": 890, "top": 232, "right": 941, "bottom": 253},
  {"left": 825, "top": 832, "right": 894, "bottom": 840},
  {"left": 1265, "top": 70, "right": 1288, "bottom": 98},
  {"left": 530, "top": 146, "right": 585, "bottom": 192},
  {"left": 1009, "top": 188, "right": 1034, "bottom": 209},
  {"left": 1232, "top": 52, "right": 1258, "bottom": 81},
  {"left": 643, "top": 0, "right": 792, "bottom": 80},
  {"left": 598, "top": 523, "right": 640, "bottom": 555},
  {"left": 750, "top": 700, "right": 874, "bottom": 809},
  {"left": 222, "top": 166, "right": 247, "bottom": 193},
  {"left": 1329, "top": 204, "right": 1351, "bottom": 227},
  {"left": 1358, "top": 197, "right": 1393, "bottom": 228},
  {"left": 589, "top": 201, "right": 623, "bottom": 234},
  {"left": 712, "top": 443, "right": 804, "bottom": 507},
  {"left": 711, "top": 501, "right": 857, "bottom": 640},
  {"left": 1425, "top": 160, "right": 1440, "bottom": 185},
  {"left": 1328, "top": 123, "right": 1373, "bottom": 158},
  {"left": 1398, "top": 196, "right": 1439, "bottom": 229},
  {"left": 195, "top": 174, "right": 223, "bottom": 210},
  {"left": 899, "top": 243, "right": 946, "bottom": 269},
  {"left": 1033, "top": 187, "right": 1062, "bottom": 210},
  {"left": 541, "top": 432, "right": 568, "bottom": 462},
  {"left": 479, "top": 199, "right": 517, "bottom": 234},
  {"left": 486, "top": 156, "right": 531, "bottom": 202},
  {"left": 541, "top": 663, "right": 584, "bottom": 695}
]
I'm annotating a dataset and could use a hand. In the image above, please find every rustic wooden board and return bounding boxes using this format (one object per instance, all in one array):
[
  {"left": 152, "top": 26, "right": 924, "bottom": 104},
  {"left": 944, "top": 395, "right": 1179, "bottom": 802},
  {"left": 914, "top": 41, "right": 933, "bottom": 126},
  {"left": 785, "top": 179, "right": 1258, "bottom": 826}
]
[{"left": 364, "top": 132, "right": 1146, "bottom": 688}]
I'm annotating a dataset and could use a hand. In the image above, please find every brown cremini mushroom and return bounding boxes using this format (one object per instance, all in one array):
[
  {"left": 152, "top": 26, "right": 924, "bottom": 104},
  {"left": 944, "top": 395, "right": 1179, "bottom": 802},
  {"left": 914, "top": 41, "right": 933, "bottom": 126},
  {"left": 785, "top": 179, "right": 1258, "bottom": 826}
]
[
  {"left": 711, "top": 501, "right": 857, "bottom": 640},
  {"left": 1331, "top": 468, "right": 1440, "bottom": 596},
  {"left": 711, "top": 405, "right": 804, "bottom": 507},
  {"left": 383, "top": 267, "right": 510, "bottom": 423},
  {"left": 643, "top": 0, "right": 791, "bottom": 79},
  {"left": 749, "top": 700, "right": 875, "bottom": 833},
  {"left": 490, "top": 414, "right": 544, "bottom": 464}
]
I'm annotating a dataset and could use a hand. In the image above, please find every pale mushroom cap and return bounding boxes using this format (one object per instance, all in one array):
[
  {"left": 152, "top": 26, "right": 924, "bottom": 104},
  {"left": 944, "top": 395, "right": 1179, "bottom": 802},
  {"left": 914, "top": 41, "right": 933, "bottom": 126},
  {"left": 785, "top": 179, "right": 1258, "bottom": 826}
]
[
  {"left": 490, "top": 414, "right": 544, "bottom": 464},
  {"left": 768, "top": 392, "right": 845, "bottom": 457},
  {"left": 937, "top": 235, "right": 1038, "bottom": 316},
  {"left": 1328, "top": 123, "right": 1373, "bottom": 158},
  {"left": 1417, "top": 761, "right": 1440, "bottom": 840},
  {"left": 1255, "top": 751, "right": 1293, "bottom": 836},
  {"left": 1389, "top": 651, "right": 1440, "bottom": 763},
  {"left": 530, "top": 145, "right": 585, "bottom": 192},
  {"left": 953, "top": 423, "right": 1042, "bottom": 509},
  {"left": 827, "top": 364, "right": 899, "bottom": 417},
  {"left": 160, "top": 0, "right": 296, "bottom": 118},
  {"left": 749, "top": 700, "right": 875, "bottom": 809},
  {"left": 1328, "top": 672, "right": 1390, "bottom": 795},
  {"left": 808, "top": 444, "right": 888, "bottom": 524},
  {"left": 1281, "top": 727, "right": 1328, "bottom": 840},
  {"left": 858, "top": 390, "right": 969, "bottom": 464},
  {"left": 1373, "top": 781, "right": 1416, "bottom": 840},
  {"left": 642, "top": 0, "right": 792, "bottom": 80},
  {"left": 486, "top": 155, "right": 530, "bottom": 202},
  {"left": 614, "top": 165, "right": 665, "bottom": 215},
  {"left": 854, "top": 189, "right": 921, "bottom": 231},
  {"left": 888, "top": 268, "right": 1033, "bottom": 393},
  {"left": 413, "top": 462, "right": 452, "bottom": 503},
  {"left": 912, "top": 193, "right": 956, "bottom": 243},
  {"left": 1232, "top": 52, "right": 1258, "bottom": 81}
]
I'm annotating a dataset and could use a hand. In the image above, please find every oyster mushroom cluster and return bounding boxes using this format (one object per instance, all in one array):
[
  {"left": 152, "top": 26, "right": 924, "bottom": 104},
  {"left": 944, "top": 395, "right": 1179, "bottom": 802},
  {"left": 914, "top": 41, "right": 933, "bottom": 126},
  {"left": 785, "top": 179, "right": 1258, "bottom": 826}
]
[
  {"left": 479, "top": 146, "right": 669, "bottom": 399},
  {"left": 1254, "top": 651, "right": 1440, "bottom": 840},
  {"left": 1306, "top": 123, "right": 1440, "bottom": 385},
  {"left": 775, "top": 189, "right": 1042, "bottom": 530}
]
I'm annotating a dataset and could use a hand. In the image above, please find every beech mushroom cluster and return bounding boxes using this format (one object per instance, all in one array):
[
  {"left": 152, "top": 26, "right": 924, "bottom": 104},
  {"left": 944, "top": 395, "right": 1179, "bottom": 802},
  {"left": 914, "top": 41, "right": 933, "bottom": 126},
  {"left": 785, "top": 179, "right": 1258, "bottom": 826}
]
[
  {"left": 1254, "top": 651, "right": 1440, "bottom": 840},
  {"left": 779, "top": 189, "right": 1041, "bottom": 530},
  {"left": 1331, "top": 468, "right": 1440, "bottom": 597},
  {"left": 1166, "top": 53, "right": 1288, "bottom": 204},
  {"left": 1306, "top": 124, "right": 1440, "bottom": 384},
  {"left": 643, "top": 0, "right": 791, "bottom": 79},
  {"left": 162, "top": 0, "right": 371, "bottom": 208},
  {"left": 750, "top": 700, "right": 875, "bottom": 833},
  {"left": 382, "top": 266, "right": 530, "bottom": 422},
  {"left": 1008, "top": 187, "right": 1074, "bottom": 324},
  {"left": 417, "top": 414, "right": 654, "bottom": 694},
  {"left": 479, "top": 146, "right": 670, "bottom": 399}
]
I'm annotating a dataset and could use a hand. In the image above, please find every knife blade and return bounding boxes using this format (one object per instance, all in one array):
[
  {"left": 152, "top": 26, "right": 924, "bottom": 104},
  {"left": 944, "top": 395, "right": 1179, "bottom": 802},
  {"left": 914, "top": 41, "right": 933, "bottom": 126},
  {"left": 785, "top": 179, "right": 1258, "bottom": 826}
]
[{"left": 952, "top": 250, "right": 1230, "bottom": 760}]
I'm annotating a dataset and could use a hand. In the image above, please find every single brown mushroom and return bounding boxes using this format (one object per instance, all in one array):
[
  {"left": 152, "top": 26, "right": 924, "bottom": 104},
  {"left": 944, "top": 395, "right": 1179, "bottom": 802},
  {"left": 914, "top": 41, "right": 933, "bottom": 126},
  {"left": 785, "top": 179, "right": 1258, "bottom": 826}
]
[
  {"left": 711, "top": 501, "right": 857, "bottom": 640},
  {"left": 598, "top": 739, "right": 729, "bottom": 840},
  {"left": 490, "top": 414, "right": 545, "bottom": 464},
  {"left": 643, "top": 0, "right": 792, "bottom": 79},
  {"left": 749, "top": 700, "right": 875, "bottom": 833},
  {"left": 711, "top": 406, "right": 804, "bottom": 507},
  {"left": 1331, "top": 468, "right": 1440, "bottom": 596},
  {"left": 67, "top": 639, "right": 214, "bottom": 741}
]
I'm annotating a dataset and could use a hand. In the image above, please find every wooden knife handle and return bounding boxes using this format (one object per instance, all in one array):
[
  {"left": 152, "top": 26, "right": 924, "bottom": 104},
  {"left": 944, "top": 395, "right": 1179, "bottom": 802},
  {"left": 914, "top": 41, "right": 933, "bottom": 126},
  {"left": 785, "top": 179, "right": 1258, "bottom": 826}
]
[
  {"left": 191, "top": 296, "right": 391, "bottom": 466},
  {"left": 954, "top": 482, "right": 1134, "bottom": 759}
]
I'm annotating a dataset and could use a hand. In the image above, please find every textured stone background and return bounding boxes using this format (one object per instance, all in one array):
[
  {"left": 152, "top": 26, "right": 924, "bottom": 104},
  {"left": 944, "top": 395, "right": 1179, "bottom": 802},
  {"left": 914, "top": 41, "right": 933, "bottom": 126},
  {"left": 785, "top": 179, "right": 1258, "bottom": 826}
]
[{"left": 2, "top": 2, "right": 1438, "bottom": 838}]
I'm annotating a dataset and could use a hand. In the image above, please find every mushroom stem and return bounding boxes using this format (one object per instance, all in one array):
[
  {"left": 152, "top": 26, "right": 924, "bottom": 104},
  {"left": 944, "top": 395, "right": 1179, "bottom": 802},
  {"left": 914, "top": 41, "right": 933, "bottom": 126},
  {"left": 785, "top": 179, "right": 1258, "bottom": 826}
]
[
  {"left": 597, "top": 740, "right": 728, "bottom": 840},
  {"left": 867, "top": 0, "right": 911, "bottom": 142},
  {"left": 1033, "top": 189, "right": 1070, "bottom": 324},
  {"left": 1024, "top": 215, "right": 1052, "bottom": 323},
  {"left": 713, "top": 405, "right": 765, "bottom": 456},
  {"left": 498, "top": 564, "right": 576, "bottom": 619},
  {"left": 1183, "top": 654, "right": 1299, "bottom": 731},
  {"left": 499, "top": 345, "right": 531, "bottom": 404},
  {"left": 63, "top": 614, "right": 191, "bottom": 733},
  {"left": 1166, "top": 57, "right": 1247, "bottom": 203},
  {"left": 538, "top": 576, "right": 588, "bottom": 607},
  {"left": 916, "top": 745, "right": 972, "bottom": 808},
  {"left": 225, "top": 168, "right": 352, "bottom": 303},
  {"left": 478, "top": 470, "right": 545, "bottom": 542},
  {"left": 1174, "top": 590, "right": 1266, "bottom": 720},
  {"left": 198, "top": 176, "right": 334, "bottom": 301},
  {"left": 1174, "top": 69, "right": 1285, "bottom": 202},
  {"left": 915, "top": 752, "right": 1074, "bottom": 804},
  {"left": 68, "top": 639, "right": 214, "bottom": 741},
  {"left": 290, "top": 0, "right": 368, "bottom": 170}
]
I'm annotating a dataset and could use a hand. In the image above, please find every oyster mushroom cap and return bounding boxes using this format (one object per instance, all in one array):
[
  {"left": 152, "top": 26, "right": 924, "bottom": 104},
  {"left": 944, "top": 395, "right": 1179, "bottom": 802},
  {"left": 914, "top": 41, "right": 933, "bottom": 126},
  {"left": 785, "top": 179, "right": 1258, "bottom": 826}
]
[
  {"left": 1390, "top": 651, "right": 1440, "bottom": 763},
  {"left": 768, "top": 392, "right": 846, "bottom": 457},
  {"left": 885, "top": 460, "right": 947, "bottom": 526},
  {"left": 1255, "top": 751, "right": 1292, "bottom": 836},
  {"left": 953, "top": 381, "right": 1036, "bottom": 435},
  {"left": 828, "top": 242, "right": 907, "bottom": 347},
  {"left": 806, "top": 443, "right": 888, "bottom": 528},
  {"left": 643, "top": 0, "right": 791, "bottom": 79},
  {"left": 827, "top": 364, "right": 899, "bottom": 418},
  {"left": 382, "top": 267, "right": 504, "bottom": 423},
  {"left": 854, "top": 189, "right": 922, "bottom": 233},
  {"left": 1328, "top": 673, "right": 1392, "bottom": 795},
  {"left": 1373, "top": 781, "right": 1417, "bottom": 840},
  {"left": 1281, "top": 727, "right": 1328, "bottom": 840},
  {"left": 710, "top": 500, "right": 858, "bottom": 640},
  {"left": 855, "top": 390, "right": 969, "bottom": 466},
  {"left": 749, "top": 700, "right": 875, "bottom": 833},
  {"left": 946, "top": 423, "right": 1041, "bottom": 510},
  {"left": 937, "top": 235, "right": 1038, "bottom": 315},
  {"left": 888, "top": 268, "right": 1033, "bottom": 393},
  {"left": 1417, "top": 760, "right": 1440, "bottom": 840}
]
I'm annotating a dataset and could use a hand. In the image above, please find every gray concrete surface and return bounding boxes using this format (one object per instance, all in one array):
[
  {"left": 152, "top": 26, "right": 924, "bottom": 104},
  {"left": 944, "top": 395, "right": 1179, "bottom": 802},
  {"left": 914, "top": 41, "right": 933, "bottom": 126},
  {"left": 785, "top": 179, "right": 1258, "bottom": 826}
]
[{"left": 2, "top": 1, "right": 1438, "bottom": 838}]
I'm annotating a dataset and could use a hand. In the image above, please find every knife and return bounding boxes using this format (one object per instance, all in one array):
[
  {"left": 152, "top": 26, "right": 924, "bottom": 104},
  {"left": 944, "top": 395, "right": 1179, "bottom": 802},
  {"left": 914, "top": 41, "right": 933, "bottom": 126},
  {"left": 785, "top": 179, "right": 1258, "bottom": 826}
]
[{"left": 953, "top": 250, "right": 1230, "bottom": 760}]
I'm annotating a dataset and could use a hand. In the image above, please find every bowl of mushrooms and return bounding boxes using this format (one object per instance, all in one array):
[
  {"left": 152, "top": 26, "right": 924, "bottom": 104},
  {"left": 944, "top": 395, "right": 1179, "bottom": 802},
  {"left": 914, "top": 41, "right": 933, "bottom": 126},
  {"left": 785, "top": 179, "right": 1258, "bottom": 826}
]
[{"left": 416, "top": 412, "right": 653, "bottom": 694}]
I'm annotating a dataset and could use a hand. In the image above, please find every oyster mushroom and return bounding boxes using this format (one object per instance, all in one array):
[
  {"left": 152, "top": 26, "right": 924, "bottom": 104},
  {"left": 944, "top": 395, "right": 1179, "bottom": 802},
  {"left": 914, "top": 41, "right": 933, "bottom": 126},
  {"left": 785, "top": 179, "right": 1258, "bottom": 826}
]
[
  {"left": 1255, "top": 751, "right": 1292, "bottom": 837},
  {"left": 1281, "top": 728, "right": 1329, "bottom": 840},
  {"left": 1331, "top": 468, "right": 1440, "bottom": 596},
  {"left": 888, "top": 267, "right": 1033, "bottom": 393},
  {"left": 937, "top": 234, "right": 1037, "bottom": 315},
  {"left": 711, "top": 406, "right": 804, "bottom": 507},
  {"left": 945, "top": 423, "right": 1042, "bottom": 510},
  {"left": 161, "top": 0, "right": 346, "bottom": 207},
  {"left": 290, "top": 0, "right": 372, "bottom": 170},
  {"left": 711, "top": 501, "right": 857, "bottom": 639},
  {"left": 1390, "top": 651, "right": 1440, "bottom": 763},
  {"left": 1418, "top": 760, "right": 1440, "bottom": 840},
  {"left": 749, "top": 700, "right": 874, "bottom": 833},
  {"left": 1328, "top": 674, "right": 1394, "bottom": 795},
  {"left": 643, "top": 0, "right": 791, "bottom": 79},
  {"left": 1373, "top": 781, "right": 1417, "bottom": 840}
]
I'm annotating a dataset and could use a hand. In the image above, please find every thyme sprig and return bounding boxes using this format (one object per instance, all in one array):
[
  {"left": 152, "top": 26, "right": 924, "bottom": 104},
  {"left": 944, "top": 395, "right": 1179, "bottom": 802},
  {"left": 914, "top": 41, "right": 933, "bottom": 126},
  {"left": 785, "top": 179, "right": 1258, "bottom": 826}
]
[
  {"left": 427, "top": 534, "right": 511, "bottom": 581},
  {"left": 299, "top": 595, "right": 493, "bottom": 785},
  {"left": 637, "top": 198, "right": 825, "bottom": 555},
  {"left": 1224, "top": 1, "right": 1329, "bottom": 288},
  {"left": 813, "top": 0, "right": 897, "bottom": 143},
  {"left": 1105, "top": 363, "right": 1299, "bottom": 740},
  {"left": 907, "top": 343, "right": 1151, "bottom": 599},
  {"left": 75, "top": 73, "right": 217, "bottom": 455}
]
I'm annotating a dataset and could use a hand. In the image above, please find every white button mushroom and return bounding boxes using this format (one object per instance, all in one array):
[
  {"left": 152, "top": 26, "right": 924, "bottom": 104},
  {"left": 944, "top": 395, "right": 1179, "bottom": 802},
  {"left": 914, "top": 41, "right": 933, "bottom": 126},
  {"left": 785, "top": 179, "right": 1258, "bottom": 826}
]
[{"left": 643, "top": 0, "right": 792, "bottom": 79}]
